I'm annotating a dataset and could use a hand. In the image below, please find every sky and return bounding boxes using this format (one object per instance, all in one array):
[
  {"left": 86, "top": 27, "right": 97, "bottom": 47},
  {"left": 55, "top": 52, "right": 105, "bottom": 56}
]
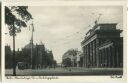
[{"left": 5, "top": 6, "right": 123, "bottom": 63}]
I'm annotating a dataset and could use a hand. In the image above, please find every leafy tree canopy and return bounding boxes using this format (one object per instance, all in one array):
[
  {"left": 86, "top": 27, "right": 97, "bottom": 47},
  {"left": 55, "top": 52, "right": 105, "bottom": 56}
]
[
  {"left": 64, "top": 48, "right": 78, "bottom": 56},
  {"left": 5, "top": 6, "right": 32, "bottom": 36}
]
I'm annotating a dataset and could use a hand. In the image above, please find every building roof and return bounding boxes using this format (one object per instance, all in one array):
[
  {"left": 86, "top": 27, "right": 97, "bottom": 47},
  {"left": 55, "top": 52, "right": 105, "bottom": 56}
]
[
  {"left": 86, "top": 23, "right": 118, "bottom": 36},
  {"left": 24, "top": 42, "right": 35, "bottom": 49},
  {"left": 81, "top": 23, "right": 122, "bottom": 46}
]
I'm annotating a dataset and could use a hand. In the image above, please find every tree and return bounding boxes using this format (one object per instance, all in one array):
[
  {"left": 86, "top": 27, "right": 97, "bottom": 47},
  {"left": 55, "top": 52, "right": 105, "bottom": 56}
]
[
  {"left": 67, "top": 49, "right": 78, "bottom": 56},
  {"left": 5, "top": 45, "right": 13, "bottom": 69},
  {"left": 62, "top": 58, "right": 72, "bottom": 67},
  {"left": 5, "top": 6, "right": 32, "bottom": 76},
  {"left": 62, "top": 49, "right": 79, "bottom": 67}
]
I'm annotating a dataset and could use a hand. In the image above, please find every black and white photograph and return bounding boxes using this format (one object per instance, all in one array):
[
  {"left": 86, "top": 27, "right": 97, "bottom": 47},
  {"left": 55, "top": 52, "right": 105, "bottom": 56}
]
[
  {"left": 5, "top": 5, "right": 123, "bottom": 76},
  {"left": 0, "top": 2, "right": 1, "bottom": 80}
]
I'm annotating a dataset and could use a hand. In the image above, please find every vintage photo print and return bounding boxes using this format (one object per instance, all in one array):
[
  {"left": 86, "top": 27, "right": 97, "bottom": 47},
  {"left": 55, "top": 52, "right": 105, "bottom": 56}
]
[
  {"left": 4, "top": 5, "right": 123, "bottom": 75},
  {"left": 2, "top": 1, "right": 127, "bottom": 83},
  {"left": 0, "top": 2, "right": 1, "bottom": 81}
]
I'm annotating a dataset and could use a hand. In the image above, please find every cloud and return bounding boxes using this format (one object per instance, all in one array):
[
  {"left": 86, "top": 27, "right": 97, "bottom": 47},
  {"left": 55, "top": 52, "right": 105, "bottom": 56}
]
[{"left": 5, "top": 6, "right": 123, "bottom": 63}]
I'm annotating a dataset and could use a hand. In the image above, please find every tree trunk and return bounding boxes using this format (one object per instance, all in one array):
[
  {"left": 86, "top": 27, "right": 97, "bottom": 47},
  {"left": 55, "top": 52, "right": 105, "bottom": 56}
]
[{"left": 13, "top": 26, "right": 16, "bottom": 76}]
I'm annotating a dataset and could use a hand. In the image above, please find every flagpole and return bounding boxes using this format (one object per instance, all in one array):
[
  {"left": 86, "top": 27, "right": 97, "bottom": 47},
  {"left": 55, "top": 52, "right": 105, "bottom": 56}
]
[{"left": 31, "top": 23, "right": 34, "bottom": 69}]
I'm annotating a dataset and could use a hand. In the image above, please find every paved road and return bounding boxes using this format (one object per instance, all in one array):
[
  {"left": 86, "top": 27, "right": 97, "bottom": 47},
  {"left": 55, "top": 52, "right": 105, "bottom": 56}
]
[{"left": 5, "top": 67, "right": 123, "bottom": 76}]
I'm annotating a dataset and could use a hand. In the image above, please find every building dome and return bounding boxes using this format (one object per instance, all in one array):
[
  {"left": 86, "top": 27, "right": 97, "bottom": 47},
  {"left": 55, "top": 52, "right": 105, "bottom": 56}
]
[{"left": 24, "top": 42, "right": 35, "bottom": 49}]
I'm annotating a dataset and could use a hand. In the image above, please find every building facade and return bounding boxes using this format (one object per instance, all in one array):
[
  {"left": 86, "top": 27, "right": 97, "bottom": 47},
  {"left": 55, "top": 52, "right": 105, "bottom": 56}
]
[
  {"left": 13, "top": 42, "right": 56, "bottom": 69},
  {"left": 33, "top": 44, "right": 45, "bottom": 69},
  {"left": 76, "top": 52, "right": 83, "bottom": 67},
  {"left": 33, "top": 43, "right": 56, "bottom": 69},
  {"left": 81, "top": 23, "right": 123, "bottom": 68},
  {"left": 62, "top": 49, "right": 83, "bottom": 67}
]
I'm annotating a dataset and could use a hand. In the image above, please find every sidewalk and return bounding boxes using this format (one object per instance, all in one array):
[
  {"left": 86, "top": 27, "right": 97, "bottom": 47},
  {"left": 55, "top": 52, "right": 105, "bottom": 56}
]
[{"left": 5, "top": 67, "right": 123, "bottom": 76}]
